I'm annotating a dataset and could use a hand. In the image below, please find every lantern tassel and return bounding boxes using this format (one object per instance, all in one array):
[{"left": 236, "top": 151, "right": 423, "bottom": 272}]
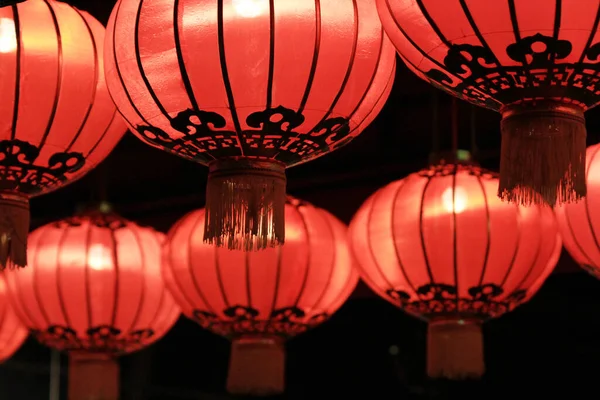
[
  {"left": 68, "top": 353, "right": 119, "bottom": 400},
  {"left": 0, "top": 193, "right": 29, "bottom": 270},
  {"left": 499, "top": 101, "right": 586, "bottom": 206},
  {"left": 204, "top": 158, "right": 286, "bottom": 251},
  {"left": 226, "top": 336, "right": 285, "bottom": 396},
  {"left": 427, "top": 320, "right": 484, "bottom": 380}
]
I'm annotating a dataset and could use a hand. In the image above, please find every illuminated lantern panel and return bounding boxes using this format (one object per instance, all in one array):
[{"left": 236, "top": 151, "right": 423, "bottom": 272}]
[
  {"left": 0, "top": 0, "right": 126, "bottom": 270},
  {"left": 555, "top": 144, "right": 600, "bottom": 278},
  {"left": 162, "top": 198, "right": 358, "bottom": 395},
  {"left": 0, "top": 273, "right": 28, "bottom": 363},
  {"left": 105, "top": 0, "right": 396, "bottom": 251},
  {"left": 5, "top": 211, "right": 180, "bottom": 400},
  {"left": 349, "top": 162, "right": 561, "bottom": 380},
  {"left": 376, "top": 0, "right": 600, "bottom": 206}
]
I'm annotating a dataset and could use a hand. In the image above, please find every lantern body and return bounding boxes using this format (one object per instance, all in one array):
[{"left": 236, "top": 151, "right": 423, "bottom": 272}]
[
  {"left": 555, "top": 144, "right": 600, "bottom": 277},
  {"left": 0, "top": 0, "right": 126, "bottom": 268},
  {"left": 376, "top": 0, "right": 599, "bottom": 205},
  {"left": 0, "top": 273, "right": 28, "bottom": 363},
  {"left": 349, "top": 163, "right": 561, "bottom": 379},
  {"left": 5, "top": 212, "right": 180, "bottom": 355},
  {"left": 105, "top": 0, "right": 396, "bottom": 251},
  {"left": 162, "top": 197, "right": 358, "bottom": 395}
]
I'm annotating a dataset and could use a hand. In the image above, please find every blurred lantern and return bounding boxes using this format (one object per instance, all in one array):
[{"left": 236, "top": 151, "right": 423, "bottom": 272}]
[
  {"left": 555, "top": 143, "right": 600, "bottom": 277},
  {"left": 0, "top": 0, "right": 125, "bottom": 269},
  {"left": 376, "top": 0, "right": 599, "bottom": 206},
  {"left": 348, "top": 158, "right": 561, "bottom": 380},
  {"left": 0, "top": 273, "right": 28, "bottom": 363},
  {"left": 162, "top": 198, "right": 358, "bottom": 395},
  {"left": 5, "top": 208, "right": 180, "bottom": 400},
  {"left": 104, "top": 0, "right": 396, "bottom": 251}
]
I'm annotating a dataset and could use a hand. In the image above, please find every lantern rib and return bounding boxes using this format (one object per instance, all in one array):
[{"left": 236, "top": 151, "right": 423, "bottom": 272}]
[
  {"left": 506, "top": 0, "right": 533, "bottom": 89},
  {"left": 457, "top": 0, "right": 503, "bottom": 68},
  {"left": 172, "top": 0, "right": 199, "bottom": 112},
  {"left": 266, "top": 245, "right": 283, "bottom": 326},
  {"left": 510, "top": 206, "right": 546, "bottom": 297},
  {"left": 65, "top": 9, "right": 99, "bottom": 152},
  {"left": 291, "top": 204, "right": 312, "bottom": 308},
  {"left": 563, "top": 199, "right": 595, "bottom": 266},
  {"left": 9, "top": 4, "right": 21, "bottom": 141},
  {"left": 32, "top": 227, "right": 54, "bottom": 327},
  {"left": 390, "top": 179, "right": 418, "bottom": 294},
  {"left": 265, "top": 0, "right": 275, "bottom": 110},
  {"left": 126, "top": 225, "right": 148, "bottom": 333},
  {"left": 146, "top": 282, "right": 167, "bottom": 332},
  {"left": 577, "top": 4, "right": 600, "bottom": 64},
  {"left": 451, "top": 165, "right": 459, "bottom": 312},
  {"left": 365, "top": 189, "right": 395, "bottom": 291},
  {"left": 0, "top": 291, "right": 8, "bottom": 338},
  {"left": 297, "top": 0, "right": 321, "bottom": 114},
  {"left": 9, "top": 248, "right": 36, "bottom": 327},
  {"left": 83, "top": 220, "right": 93, "bottom": 327},
  {"left": 85, "top": 110, "right": 119, "bottom": 157},
  {"left": 307, "top": 208, "right": 337, "bottom": 313},
  {"left": 216, "top": 0, "right": 245, "bottom": 155},
  {"left": 475, "top": 174, "right": 492, "bottom": 287},
  {"left": 550, "top": 1, "right": 562, "bottom": 64},
  {"left": 55, "top": 225, "right": 73, "bottom": 327},
  {"left": 214, "top": 239, "right": 230, "bottom": 308},
  {"left": 321, "top": 259, "right": 357, "bottom": 315},
  {"left": 108, "top": 227, "right": 120, "bottom": 327},
  {"left": 186, "top": 212, "right": 217, "bottom": 314},
  {"left": 357, "top": 64, "right": 396, "bottom": 130},
  {"left": 499, "top": 204, "right": 523, "bottom": 287},
  {"left": 244, "top": 252, "right": 252, "bottom": 309},
  {"left": 419, "top": 177, "right": 435, "bottom": 283},
  {"left": 583, "top": 146, "right": 600, "bottom": 258},
  {"left": 37, "top": 0, "right": 64, "bottom": 150}
]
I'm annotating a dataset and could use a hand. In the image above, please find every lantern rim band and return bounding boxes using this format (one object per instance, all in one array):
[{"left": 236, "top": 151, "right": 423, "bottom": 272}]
[
  {"left": 208, "top": 158, "right": 286, "bottom": 180},
  {"left": 501, "top": 101, "right": 585, "bottom": 123},
  {"left": 428, "top": 318, "right": 482, "bottom": 327}
]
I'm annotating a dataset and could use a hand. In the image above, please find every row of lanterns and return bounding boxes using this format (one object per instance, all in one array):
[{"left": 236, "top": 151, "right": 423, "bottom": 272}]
[{"left": 1, "top": 145, "right": 600, "bottom": 398}]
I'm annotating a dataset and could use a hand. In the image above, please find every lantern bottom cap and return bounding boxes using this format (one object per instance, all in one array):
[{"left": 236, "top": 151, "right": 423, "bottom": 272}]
[
  {"left": 204, "top": 157, "right": 286, "bottom": 251},
  {"left": 227, "top": 336, "right": 285, "bottom": 396},
  {"left": 0, "top": 192, "right": 29, "bottom": 270},
  {"left": 427, "top": 319, "right": 484, "bottom": 380},
  {"left": 68, "top": 352, "right": 119, "bottom": 400},
  {"left": 499, "top": 101, "right": 586, "bottom": 207}
]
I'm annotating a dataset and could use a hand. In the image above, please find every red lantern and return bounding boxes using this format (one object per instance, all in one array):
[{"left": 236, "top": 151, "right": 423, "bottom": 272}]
[
  {"left": 104, "top": 0, "right": 396, "bottom": 251},
  {"left": 0, "top": 273, "right": 28, "bottom": 363},
  {"left": 5, "top": 210, "right": 180, "bottom": 400},
  {"left": 376, "top": 0, "right": 599, "bottom": 206},
  {"left": 348, "top": 160, "right": 561, "bottom": 379},
  {"left": 0, "top": 0, "right": 126, "bottom": 269},
  {"left": 555, "top": 144, "right": 600, "bottom": 277},
  {"left": 162, "top": 197, "right": 358, "bottom": 396}
]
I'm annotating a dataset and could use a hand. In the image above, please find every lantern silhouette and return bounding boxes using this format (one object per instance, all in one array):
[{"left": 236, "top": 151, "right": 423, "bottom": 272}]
[
  {"left": 162, "top": 198, "right": 358, "bottom": 395},
  {"left": 376, "top": 0, "right": 600, "bottom": 206},
  {"left": 555, "top": 143, "right": 600, "bottom": 277},
  {"left": 348, "top": 161, "right": 561, "bottom": 380},
  {"left": 5, "top": 210, "right": 180, "bottom": 400},
  {"left": 0, "top": 273, "right": 28, "bottom": 363},
  {"left": 104, "top": 0, "right": 396, "bottom": 251},
  {"left": 0, "top": 0, "right": 126, "bottom": 269}
]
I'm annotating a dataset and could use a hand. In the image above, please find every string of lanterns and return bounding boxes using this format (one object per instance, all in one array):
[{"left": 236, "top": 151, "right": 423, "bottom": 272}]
[{"left": 0, "top": 0, "right": 598, "bottom": 398}]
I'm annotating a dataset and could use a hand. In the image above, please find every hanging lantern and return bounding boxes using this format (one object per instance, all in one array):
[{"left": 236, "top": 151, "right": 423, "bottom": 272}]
[
  {"left": 162, "top": 197, "right": 358, "bottom": 395},
  {"left": 0, "top": 273, "right": 28, "bottom": 363},
  {"left": 104, "top": 0, "right": 396, "bottom": 251},
  {"left": 5, "top": 210, "right": 180, "bottom": 400},
  {"left": 555, "top": 144, "right": 600, "bottom": 277},
  {"left": 0, "top": 0, "right": 126, "bottom": 269},
  {"left": 376, "top": 0, "right": 599, "bottom": 206},
  {"left": 348, "top": 159, "right": 561, "bottom": 380}
]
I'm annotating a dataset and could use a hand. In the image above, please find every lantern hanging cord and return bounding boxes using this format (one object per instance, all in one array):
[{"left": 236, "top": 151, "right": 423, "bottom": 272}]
[
  {"left": 451, "top": 97, "right": 458, "bottom": 155},
  {"left": 470, "top": 106, "right": 479, "bottom": 160},
  {"left": 429, "top": 90, "right": 440, "bottom": 164}
]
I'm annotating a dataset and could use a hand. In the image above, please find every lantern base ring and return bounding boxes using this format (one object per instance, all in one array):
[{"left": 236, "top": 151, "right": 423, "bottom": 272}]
[
  {"left": 427, "top": 319, "right": 484, "bottom": 380},
  {"left": 68, "top": 352, "right": 119, "bottom": 400},
  {"left": 204, "top": 157, "right": 286, "bottom": 251},
  {"left": 499, "top": 101, "right": 586, "bottom": 206},
  {"left": 227, "top": 335, "right": 285, "bottom": 396},
  {"left": 0, "top": 192, "right": 29, "bottom": 270}
]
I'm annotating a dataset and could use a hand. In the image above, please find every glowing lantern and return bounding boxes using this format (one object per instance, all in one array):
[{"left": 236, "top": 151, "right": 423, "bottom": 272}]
[
  {"left": 0, "top": 0, "right": 126, "bottom": 269},
  {"left": 162, "top": 198, "right": 358, "bottom": 395},
  {"left": 104, "top": 0, "right": 396, "bottom": 251},
  {"left": 348, "top": 160, "right": 561, "bottom": 380},
  {"left": 376, "top": 0, "right": 600, "bottom": 206},
  {"left": 5, "top": 210, "right": 180, "bottom": 400},
  {"left": 0, "top": 273, "right": 28, "bottom": 363},
  {"left": 555, "top": 144, "right": 600, "bottom": 277}
]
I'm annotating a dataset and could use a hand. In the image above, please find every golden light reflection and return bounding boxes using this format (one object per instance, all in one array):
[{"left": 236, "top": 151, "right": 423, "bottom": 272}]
[
  {"left": 88, "top": 243, "right": 112, "bottom": 271},
  {"left": 0, "top": 18, "right": 16, "bottom": 54},
  {"left": 232, "top": 0, "right": 267, "bottom": 18},
  {"left": 442, "top": 186, "right": 468, "bottom": 214}
]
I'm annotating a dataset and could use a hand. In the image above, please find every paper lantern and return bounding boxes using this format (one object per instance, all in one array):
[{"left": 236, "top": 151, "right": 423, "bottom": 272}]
[
  {"left": 348, "top": 160, "right": 561, "bottom": 380},
  {"left": 376, "top": 0, "right": 600, "bottom": 206},
  {"left": 5, "top": 209, "right": 180, "bottom": 400},
  {"left": 0, "top": 273, "right": 28, "bottom": 363},
  {"left": 555, "top": 143, "right": 600, "bottom": 277},
  {"left": 104, "top": 0, "right": 396, "bottom": 251},
  {"left": 0, "top": 0, "right": 126, "bottom": 269},
  {"left": 162, "top": 197, "right": 358, "bottom": 395}
]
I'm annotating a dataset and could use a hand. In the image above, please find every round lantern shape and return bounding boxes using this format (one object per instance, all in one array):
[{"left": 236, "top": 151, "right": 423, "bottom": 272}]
[
  {"left": 555, "top": 143, "right": 600, "bottom": 277},
  {"left": 0, "top": 273, "right": 28, "bottom": 363},
  {"left": 105, "top": 0, "right": 396, "bottom": 252},
  {"left": 0, "top": 0, "right": 126, "bottom": 269},
  {"left": 162, "top": 197, "right": 359, "bottom": 396},
  {"left": 5, "top": 209, "right": 180, "bottom": 400},
  {"left": 348, "top": 160, "right": 561, "bottom": 380},
  {"left": 376, "top": 0, "right": 600, "bottom": 206}
]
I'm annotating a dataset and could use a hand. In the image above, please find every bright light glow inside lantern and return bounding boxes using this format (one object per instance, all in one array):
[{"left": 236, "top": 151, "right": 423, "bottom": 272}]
[
  {"left": 0, "top": 18, "right": 16, "bottom": 54},
  {"left": 88, "top": 243, "right": 112, "bottom": 271},
  {"left": 441, "top": 186, "right": 468, "bottom": 214},
  {"left": 232, "top": 0, "right": 267, "bottom": 18}
]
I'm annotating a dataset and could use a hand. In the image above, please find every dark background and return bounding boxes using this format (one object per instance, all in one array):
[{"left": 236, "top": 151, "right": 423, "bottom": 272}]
[{"left": 2, "top": 1, "right": 600, "bottom": 398}]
